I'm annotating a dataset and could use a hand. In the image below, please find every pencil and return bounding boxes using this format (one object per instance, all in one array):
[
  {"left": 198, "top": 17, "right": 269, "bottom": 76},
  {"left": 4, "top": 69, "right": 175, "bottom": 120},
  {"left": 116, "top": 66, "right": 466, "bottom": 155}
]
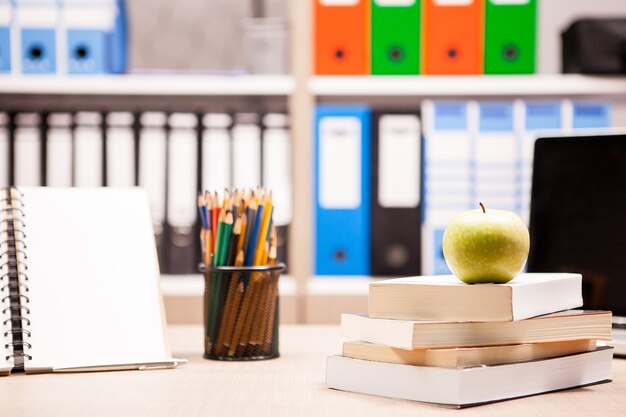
[
  {"left": 237, "top": 213, "right": 248, "bottom": 255},
  {"left": 244, "top": 200, "right": 264, "bottom": 267},
  {"left": 253, "top": 193, "right": 273, "bottom": 265},
  {"left": 242, "top": 199, "right": 257, "bottom": 264},
  {"left": 218, "top": 212, "right": 234, "bottom": 266},
  {"left": 226, "top": 216, "right": 241, "bottom": 266},
  {"left": 215, "top": 250, "right": 244, "bottom": 357},
  {"left": 227, "top": 274, "right": 258, "bottom": 356}
]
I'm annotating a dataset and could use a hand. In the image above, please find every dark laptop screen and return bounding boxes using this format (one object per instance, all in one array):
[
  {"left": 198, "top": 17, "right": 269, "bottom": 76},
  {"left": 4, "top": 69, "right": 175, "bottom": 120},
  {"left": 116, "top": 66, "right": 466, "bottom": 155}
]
[{"left": 527, "top": 135, "right": 626, "bottom": 316}]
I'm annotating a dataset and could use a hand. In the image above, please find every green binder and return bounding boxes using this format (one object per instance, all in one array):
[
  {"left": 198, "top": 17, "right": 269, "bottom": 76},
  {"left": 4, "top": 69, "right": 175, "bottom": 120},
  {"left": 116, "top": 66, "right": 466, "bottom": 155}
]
[
  {"left": 484, "top": 0, "right": 537, "bottom": 74},
  {"left": 371, "top": 0, "right": 420, "bottom": 75}
]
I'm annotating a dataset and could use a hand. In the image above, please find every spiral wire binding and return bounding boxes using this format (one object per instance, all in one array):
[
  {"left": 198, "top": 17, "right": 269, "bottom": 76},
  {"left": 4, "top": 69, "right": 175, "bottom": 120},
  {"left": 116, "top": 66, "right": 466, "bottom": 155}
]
[{"left": 1, "top": 188, "right": 31, "bottom": 369}]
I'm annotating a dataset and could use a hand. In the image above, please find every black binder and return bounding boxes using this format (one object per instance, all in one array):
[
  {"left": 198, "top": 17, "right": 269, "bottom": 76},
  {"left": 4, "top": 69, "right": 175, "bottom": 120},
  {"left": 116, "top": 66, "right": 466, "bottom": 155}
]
[{"left": 370, "top": 111, "right": 422, "bottom": 277}]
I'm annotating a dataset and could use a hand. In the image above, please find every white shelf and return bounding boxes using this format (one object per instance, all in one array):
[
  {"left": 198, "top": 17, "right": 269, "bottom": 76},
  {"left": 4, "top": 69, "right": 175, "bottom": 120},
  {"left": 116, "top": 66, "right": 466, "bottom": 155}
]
[
  {"left": 0, "top": 74, "right": 295, "bottom": 96},
  {"left": 308, "top": 276, "right": 374, "bottom": 295},
  {"left": 309, "top": 74, "right": 626, "bottom": 97}
]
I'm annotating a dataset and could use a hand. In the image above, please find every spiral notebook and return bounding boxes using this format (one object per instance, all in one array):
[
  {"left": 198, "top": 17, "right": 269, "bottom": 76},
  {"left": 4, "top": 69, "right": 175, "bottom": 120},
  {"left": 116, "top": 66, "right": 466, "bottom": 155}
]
[{"left": 1, "top": 187, "right": 185, "bottom": 375}]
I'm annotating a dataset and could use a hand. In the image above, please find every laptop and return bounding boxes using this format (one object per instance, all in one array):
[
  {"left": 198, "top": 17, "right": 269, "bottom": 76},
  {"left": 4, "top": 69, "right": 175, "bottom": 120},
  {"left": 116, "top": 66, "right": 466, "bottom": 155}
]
[{"left": 527, "top": 134, "right": 626, "bottom": 355}]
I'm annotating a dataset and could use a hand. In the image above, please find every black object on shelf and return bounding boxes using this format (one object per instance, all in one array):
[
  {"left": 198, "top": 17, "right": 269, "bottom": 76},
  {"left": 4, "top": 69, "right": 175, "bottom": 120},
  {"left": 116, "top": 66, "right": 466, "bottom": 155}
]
[{"left": 562, "top": 18, "right": 626, "bottom": 74}]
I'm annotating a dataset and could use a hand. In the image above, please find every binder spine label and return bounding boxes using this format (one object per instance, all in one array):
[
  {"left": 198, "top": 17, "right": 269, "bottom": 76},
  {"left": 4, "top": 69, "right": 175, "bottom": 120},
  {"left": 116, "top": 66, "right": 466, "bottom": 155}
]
[{"left": 1, "top": 187, "right": 32, "bottom": 370}]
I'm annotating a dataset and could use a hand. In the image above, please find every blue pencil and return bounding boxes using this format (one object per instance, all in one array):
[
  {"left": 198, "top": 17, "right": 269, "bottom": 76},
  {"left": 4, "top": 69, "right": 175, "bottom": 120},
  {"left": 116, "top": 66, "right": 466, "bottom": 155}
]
[{"left": 244, "top": 203, "right": 264, "bottom": 267}]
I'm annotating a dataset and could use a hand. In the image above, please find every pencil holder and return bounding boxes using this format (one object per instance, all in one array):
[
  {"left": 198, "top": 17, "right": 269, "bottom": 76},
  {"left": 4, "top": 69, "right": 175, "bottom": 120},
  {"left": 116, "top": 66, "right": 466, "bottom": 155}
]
[{"left": 199, "top": 263, "right": 285, "bottom": 361}]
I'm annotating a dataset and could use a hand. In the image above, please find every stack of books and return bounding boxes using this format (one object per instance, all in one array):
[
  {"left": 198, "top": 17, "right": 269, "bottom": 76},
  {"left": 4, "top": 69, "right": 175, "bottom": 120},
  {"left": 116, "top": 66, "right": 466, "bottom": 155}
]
[{"left": 326, "top": 273, "right": 613, "bottom": 407}]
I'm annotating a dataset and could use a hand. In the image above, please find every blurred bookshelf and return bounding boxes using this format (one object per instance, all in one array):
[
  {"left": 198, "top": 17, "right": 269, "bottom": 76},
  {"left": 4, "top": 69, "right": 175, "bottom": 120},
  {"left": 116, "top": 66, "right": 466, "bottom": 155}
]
[
  {"left": 0, "top": 74, "right": 295, "bottom": 96},
  {"left": 2, "top": 2, "right": 626, "bottom": 325},
  {"left": 310, "top": 75, "right": 626, "bottom": 98}
]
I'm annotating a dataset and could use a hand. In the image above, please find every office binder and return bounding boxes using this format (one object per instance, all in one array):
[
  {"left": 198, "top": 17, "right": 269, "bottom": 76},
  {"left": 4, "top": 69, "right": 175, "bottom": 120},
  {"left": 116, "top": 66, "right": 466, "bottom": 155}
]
[
  {"left": 231, "top": 113, "right": 261, "bottom": 189},
  {"left": 520, "top": 101, "right": 561, "bottom": 223},
  {"left": 13, "top": 0, "right": 58, "bottom": 74},
  {"left": 105, "top": 112, "right": 135, "bottom": 187},
  {"left": 165, "top": 113, "right": 199, "bottom": 274},
  {"left": 315, "top": 104, "right": 371, "bottom": 275},
  {"left": 262, "top": 113, "right": 292, "bottom": 267},
  {"left": 571, "top": 101, "right": 611, "bottom": 130},
  {"left": 0, "top": 0, "right": 11, "bottom": 72},
  {"left": 46, "top": 113, "right": 73, "bottom": 187},
  {"left": 201, "top": 113, "right": 231, "bottom": 192},
  {"left": 421, "top": 101, "right": 473, "bottom": 275},
  {"left": 109, "top": 0, "right": 127, "bottom": 74},
  {"left": 422, "top": 0, "right": 483, "bottom": 74},
  {"left": 138, "top": 112, "right": 167, "bottom": 270},
  {"left": 371, "top": 111, "right": 421, "bottom": 276},
  {"left": 371, "top": 0, "right": 420, "bottom": 75},
  {"left": 60, "top": 0, "right": 116, "bottom": 74},
  {"left": 484, "top": 0, "right": 536, "bottom": 74},
  {"left": 474, "top": 101, "right": 520, "bottom": 213},
  {"left": 0, "top": 187, "right": 184, "bottom": 375},
  {"left": 73, "top": 112, "right": 103, "bottom": 187},
  {"left": 313, "top": 0, "right": 369, "bottom": 75},
  {"left": 0, "top": 113, "right": 8, "bottom": 187},
  {"left": 13, "top": 113, "right": 42, "bottom": 187}
]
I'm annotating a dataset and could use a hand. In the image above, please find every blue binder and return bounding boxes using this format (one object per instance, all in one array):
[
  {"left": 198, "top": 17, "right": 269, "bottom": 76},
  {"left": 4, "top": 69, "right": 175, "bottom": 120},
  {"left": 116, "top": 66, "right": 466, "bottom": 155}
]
[
  {"left": 525, "top": 101, "right": 561, "bottom": 131},
  {"left": 572, "top": 102, "right": 611, "bottom": 129},
  {"left": 17, "top": 0, "right": 58, "bottom": 74},
  {"left": 108, "top": 0, "right": 127, "bottom": 73},
  {"left": 62, "top": 0, "right": 116, "bottom": 74},
  {"left": 476, "top": 101, "right": 519, "bottom": 213},
  {"left": 422, "top": 101, "right": 471, "bottom": 275},
  {"left": 0, "top": 0, "right": 11, "bottom": 72},
  {"left": 314, "top": 104, "right": 371, "bottom": 276}
]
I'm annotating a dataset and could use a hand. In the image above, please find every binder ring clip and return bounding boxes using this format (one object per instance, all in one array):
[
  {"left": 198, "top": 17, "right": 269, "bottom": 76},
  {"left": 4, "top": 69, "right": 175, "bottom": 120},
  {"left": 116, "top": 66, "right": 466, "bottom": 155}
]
[
  {"left": 1, "top": 294, "right": 29, "bottom": 304},
  {"left": 3, "top": 317, "right": 30, "bottom": 326},
  {"left": 4, "top": 329, "right": 32, "bottom": 338},
  {"left": 5, "top": 341, "right": 32, "bottom": 349},
  {"left": 0, "top": 282, "right": 29, "bottom": 293},
  {"left": 1, "top": 305, "right": 30, "bottom": 315},
  {"left": 5, "top": 353, "right": 32, "bottom": 361}
]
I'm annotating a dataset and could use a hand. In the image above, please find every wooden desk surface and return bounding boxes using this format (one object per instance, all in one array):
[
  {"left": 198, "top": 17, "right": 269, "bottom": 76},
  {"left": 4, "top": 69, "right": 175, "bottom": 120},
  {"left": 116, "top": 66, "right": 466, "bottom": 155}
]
[{"left": 1, "top": 325, "right": 625, "bottom": 417}]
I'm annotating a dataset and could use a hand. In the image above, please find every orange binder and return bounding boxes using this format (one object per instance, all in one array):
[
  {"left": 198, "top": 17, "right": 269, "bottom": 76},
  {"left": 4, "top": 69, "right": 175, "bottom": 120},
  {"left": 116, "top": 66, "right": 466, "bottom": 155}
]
[
  {"left": 422, "top": 0, "right": 483, "bottom": 75},
  {"left": 313, "top": 0, "right": 369, "bottom": 75}
]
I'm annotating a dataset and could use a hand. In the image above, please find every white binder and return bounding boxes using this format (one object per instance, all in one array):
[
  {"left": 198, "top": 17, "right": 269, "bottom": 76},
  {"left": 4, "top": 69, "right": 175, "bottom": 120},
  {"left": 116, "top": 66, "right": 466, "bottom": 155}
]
[
  {"left": 13, "top": 113, "right": 41, "bottom": 187},
  {"left": 201, "top": 113, "right": 231, "bottom": 192},
  {"left": 167, "top": 113, "right": 197, "bottom": 233},
  {"left": 138, "top": 112, "right": 167, "bottom": 235},
  {"left": 232, "top": 113, "right": 261, "bottom": 189},
  {"left": 106, "top": 112, "right": 135, "bottom": 187},
  {"left": 262, "top": 113, "right": 292, "bottom": 226},
  {"left": 474, "top": 101, "right": 520, "bottom": 213},
  {"left": 73, "top": 112, "right": 103, "bottom": 187},
  {"left": 46, "top": 113, "right": 73, "bottom": 187}
]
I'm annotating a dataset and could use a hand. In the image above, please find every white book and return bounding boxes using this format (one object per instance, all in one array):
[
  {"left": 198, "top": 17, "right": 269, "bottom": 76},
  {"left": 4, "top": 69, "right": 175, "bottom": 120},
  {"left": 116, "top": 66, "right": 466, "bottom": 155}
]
[
  {"left": 341, "top": 310, "right": 612, "bottom": 350},
  {"left": 0, "top": 187, "right": 185, "bottom": 375},
  {"left": 368, "top": 273, "right": 583, "bottom": 322},
  {"left": 326, "top": 348, "right": 613, "bottom": 408}
]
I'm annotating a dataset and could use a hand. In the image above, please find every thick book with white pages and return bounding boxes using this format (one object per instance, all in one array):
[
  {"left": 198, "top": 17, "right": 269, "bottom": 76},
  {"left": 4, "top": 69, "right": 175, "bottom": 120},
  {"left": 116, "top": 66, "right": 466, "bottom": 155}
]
[
  {"left": 0, "top": 187, "right": 185, "bottom": 375},
  {"left": 326, "top": 347, "right": 613, "bottom": 407},
  {"left": 368, "top": 273, "right": 582, "bottom": 322},
  {"left": 341, "top": 310, "right": 612, "bottom": 349},
  {"left": 342, "top": 339, "right": 597, "bottom": 368}
]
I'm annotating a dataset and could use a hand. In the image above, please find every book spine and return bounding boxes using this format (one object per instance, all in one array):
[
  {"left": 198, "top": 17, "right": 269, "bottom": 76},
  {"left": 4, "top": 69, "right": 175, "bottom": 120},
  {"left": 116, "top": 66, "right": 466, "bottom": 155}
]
[{"left": 1, "top": 187, "right": 32, "bottom": 370}]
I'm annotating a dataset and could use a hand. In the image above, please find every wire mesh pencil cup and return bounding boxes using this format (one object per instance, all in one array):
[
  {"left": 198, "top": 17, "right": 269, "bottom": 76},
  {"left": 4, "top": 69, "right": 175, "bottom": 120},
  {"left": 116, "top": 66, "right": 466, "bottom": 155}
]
[{"left": 199, "top": 263, "right": 285, "bottom": 361}]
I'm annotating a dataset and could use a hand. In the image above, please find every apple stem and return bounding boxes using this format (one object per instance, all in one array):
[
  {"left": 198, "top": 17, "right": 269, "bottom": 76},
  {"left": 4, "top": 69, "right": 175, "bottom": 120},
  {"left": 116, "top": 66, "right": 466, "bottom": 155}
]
[{"left": 479, "top": 202, "right": 486, "bottom": 213}]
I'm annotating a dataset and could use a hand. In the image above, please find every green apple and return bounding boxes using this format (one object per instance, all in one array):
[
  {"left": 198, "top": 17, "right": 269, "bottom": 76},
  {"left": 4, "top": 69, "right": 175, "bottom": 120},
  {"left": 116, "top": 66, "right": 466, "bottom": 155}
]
[{"left": 442, "top": 203, "right": 530, "bottom": 284}]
